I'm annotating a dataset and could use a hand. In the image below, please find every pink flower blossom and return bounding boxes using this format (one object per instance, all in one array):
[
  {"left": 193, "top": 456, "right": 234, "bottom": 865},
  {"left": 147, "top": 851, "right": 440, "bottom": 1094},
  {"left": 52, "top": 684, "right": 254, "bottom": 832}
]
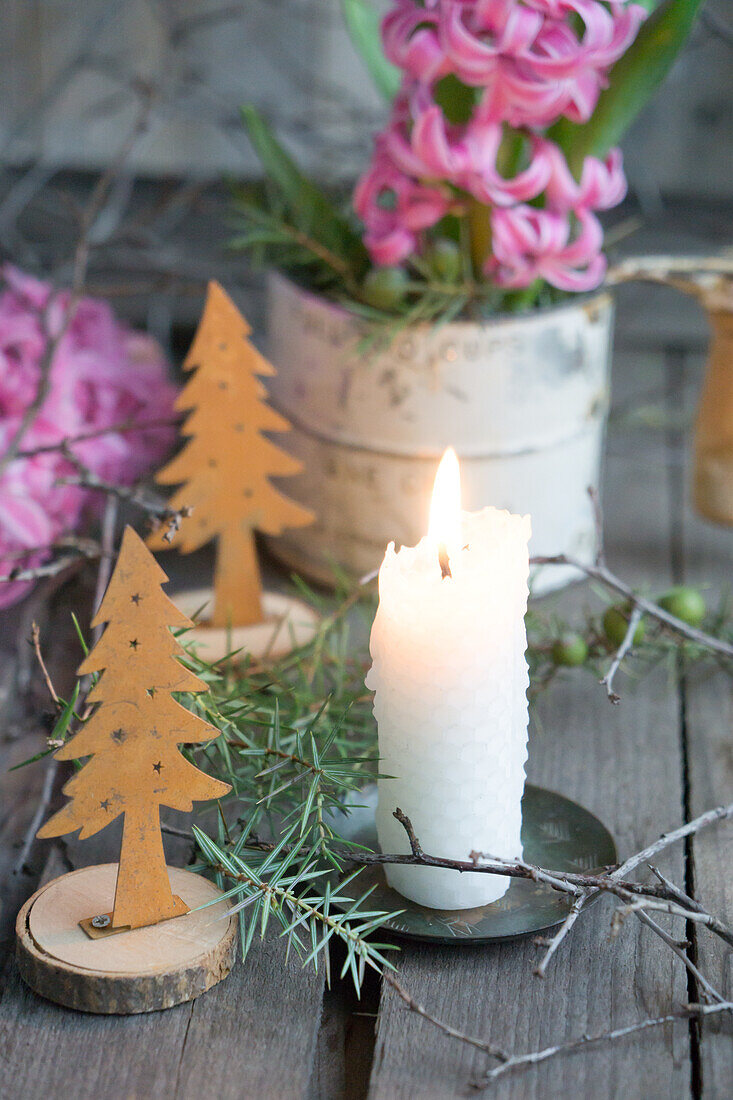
[
  {"left": 382, "top": 2, "right": 449, "bottom": 83},
  {"left": 355, "top": 1, "right": 644, "bottom": 287},
  {"left": 382, "top": 0, "right": 646, "bottom": 126},
  {"left": 353, "top": 135, "right": 452, "bottom": 264},
  {"left": 385, "top": 90, "right": 552, "bottom": 205},
  {"left": 544, "top": 144, "right": 627, "bottom": 212},
  {"left": 488, "top": 205, "right": 606, "bottom": 291},
  {"left": 0, "top": 266, "right": 178, "bottom": 608}
]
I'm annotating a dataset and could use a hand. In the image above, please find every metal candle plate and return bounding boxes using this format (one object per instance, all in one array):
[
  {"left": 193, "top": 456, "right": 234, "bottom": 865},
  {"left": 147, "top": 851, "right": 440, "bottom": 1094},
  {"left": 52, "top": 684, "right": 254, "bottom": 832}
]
[{"left": 329, "top": 784, "right": 617, "bottom": 945}]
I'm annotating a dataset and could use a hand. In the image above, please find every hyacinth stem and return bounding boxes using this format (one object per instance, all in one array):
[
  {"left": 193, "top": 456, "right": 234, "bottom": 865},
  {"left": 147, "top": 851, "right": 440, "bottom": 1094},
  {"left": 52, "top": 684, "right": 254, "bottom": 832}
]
[{"left": 468, "top": 197, "right": 492, "bottom": 277}]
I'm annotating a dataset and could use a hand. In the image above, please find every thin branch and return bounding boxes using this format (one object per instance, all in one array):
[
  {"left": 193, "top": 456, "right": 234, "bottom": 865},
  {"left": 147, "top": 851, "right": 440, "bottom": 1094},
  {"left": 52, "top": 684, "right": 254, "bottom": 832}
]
[
  {"left": 16, "top": 416, "right": 180, "bottom": 460},
  {"left": 0, "top": 549, "right": 99, "bottom": 586},
  {"left": 701, "top": 7, "right": 733, "bottom": 48},
  {"left": 649, "top": 864, "right": 733, "bottom": 950},
  {"left": 69, "top": 84, "right": 153, "bottom": 296},
  {"left": 383, "top": 971, "right": 509, "bottom": 1063},
  {"left": 600, "top": 605, "right": 644, "bottom": 704},
  {"left": 30, "top": 622, "right": 61, "bottom": 708},
  {"left": 616, "top": 896, "right": 733, "bottom": 949},
  {"left": 13, "top": 758, "right": 59, "bottom": 876},
  {"left": 534, "top": 801, "right": 733, "bottom": 977},
  {"left": 474, "top": 1003, "right": 733, "bottom": 1088},
  {"left": 606, "top": 255, "right": 733, "bottom": 286},
  {"left": 237, "top": 806, "right": 730, "bottom": 906},
  {"left": 91, "top": 497, "right": 118, "bottom": 642},
  {"left": 56, "top": 446, "right": 191, "bottom": 534},
  {"left": 0, "top": 298, "right": 75, "bottom": 477},
  {"left": 615, "top": 803, "right": 733, "bottom": 878},
  {"left": 529, "top": 552, "right": 733, "bottom": 660},
  {"left": 393, "top": 807, "right": 424, "bottom": 858},
  {"left": 633, "top": 911, "right": 726, "bottom": 1006},
  {"left": 0, "top": 92, "right": 153, "bottom": 476}
]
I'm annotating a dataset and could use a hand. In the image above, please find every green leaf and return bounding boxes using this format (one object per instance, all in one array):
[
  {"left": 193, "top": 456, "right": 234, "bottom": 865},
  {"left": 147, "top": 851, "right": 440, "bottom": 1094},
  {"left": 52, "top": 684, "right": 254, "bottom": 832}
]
[
  {"left": 341, "top": 0, "right": 400, "bottom": 101},
  {"left": 54, "top": 680, "right": 81, "bottom": 742},
  {"left": 550, "top": 0, "right": 705, "bottom": 173},
  {"left": 240, "top": 106, "right": 367, "bottom": 271}
]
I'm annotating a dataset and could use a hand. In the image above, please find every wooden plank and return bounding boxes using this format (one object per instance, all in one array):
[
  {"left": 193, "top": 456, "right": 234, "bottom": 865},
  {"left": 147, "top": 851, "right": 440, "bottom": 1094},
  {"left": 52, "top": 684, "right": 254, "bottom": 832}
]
[
  {"left": 0, "top": 840, "right": 326, "bottom": 1099},
  {"left": 368, "top": 348, "right": 691, "bottom": 1098},
  {"left": 172, "top": 923, "right": 324, "bottom": 1100},
  {"left": 676, "top": 348, "right": 733, "bottom": 1095}
]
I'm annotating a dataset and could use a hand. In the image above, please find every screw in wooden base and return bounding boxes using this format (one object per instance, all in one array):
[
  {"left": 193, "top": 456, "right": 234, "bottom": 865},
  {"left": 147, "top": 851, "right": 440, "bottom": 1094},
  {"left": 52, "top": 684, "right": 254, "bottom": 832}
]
[
  {"left": 16, "top": 864, "right": 237, "bottom": 1014},
  {"left": 173, "top": 588, "right": 320, "bottom": 663}
]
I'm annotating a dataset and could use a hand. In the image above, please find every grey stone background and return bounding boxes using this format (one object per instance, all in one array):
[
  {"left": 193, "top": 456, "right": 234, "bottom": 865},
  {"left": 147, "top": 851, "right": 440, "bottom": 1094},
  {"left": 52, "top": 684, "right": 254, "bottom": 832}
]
[
  {"left": 1, "top": 0, "right": 731, "bottom": 195},
  {"left": 0, "top": 0, "right": 730, "bottom": 350}
]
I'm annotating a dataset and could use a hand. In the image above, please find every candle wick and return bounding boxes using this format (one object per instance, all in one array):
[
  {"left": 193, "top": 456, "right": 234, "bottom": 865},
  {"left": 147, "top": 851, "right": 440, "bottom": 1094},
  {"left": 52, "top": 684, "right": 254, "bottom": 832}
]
[{"left": 438, "top": 543, "right": 452, "bottom": 579}]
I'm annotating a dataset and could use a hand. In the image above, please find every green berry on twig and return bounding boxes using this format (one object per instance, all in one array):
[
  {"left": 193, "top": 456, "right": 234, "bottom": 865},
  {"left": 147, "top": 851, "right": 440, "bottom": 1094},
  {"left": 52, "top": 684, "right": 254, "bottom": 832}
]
[
  {"left": 360, "top": 267, "right": 408, "bottom": 311},
  {"left": 658, "top": 586, "right": 706, "bottom": 628},
  {"left": 427, "top": 240, "right": 462, "bottom": 283},
  {"left": 603, "top": 605, "right": 645, "bottom": 648},
  {"left": 551, "top": 634, "right": 589, "bottom": 667}
]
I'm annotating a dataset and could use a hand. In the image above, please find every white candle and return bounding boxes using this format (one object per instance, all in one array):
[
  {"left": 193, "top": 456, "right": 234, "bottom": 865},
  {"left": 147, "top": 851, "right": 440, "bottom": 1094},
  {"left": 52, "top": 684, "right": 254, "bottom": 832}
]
[{"left": 366, "top": 449, "right": 531, "bottom": 910}]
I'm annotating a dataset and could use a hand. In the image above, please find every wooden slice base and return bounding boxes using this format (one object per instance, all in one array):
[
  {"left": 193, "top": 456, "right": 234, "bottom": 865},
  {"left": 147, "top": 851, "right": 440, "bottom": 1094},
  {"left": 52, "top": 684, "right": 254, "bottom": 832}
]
[
  {"left": 173, "top": 588, "right": 319, "bottom": 663},
  {"left": 16, "top": 864, "right": 237, "bottom": 1014}
]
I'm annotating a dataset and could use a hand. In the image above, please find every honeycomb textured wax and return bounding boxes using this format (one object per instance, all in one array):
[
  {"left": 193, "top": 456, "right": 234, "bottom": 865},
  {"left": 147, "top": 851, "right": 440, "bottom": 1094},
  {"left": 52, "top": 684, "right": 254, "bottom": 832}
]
[{"left": 366, "top": 507, "right": 531, "bottom": 910}]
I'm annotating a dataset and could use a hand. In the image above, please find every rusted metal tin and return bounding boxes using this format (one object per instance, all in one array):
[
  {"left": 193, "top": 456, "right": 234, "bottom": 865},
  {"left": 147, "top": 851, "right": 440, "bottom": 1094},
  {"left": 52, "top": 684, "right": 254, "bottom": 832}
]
[{"left": 266, "top": 273, "right": 614, "bottom": 593}]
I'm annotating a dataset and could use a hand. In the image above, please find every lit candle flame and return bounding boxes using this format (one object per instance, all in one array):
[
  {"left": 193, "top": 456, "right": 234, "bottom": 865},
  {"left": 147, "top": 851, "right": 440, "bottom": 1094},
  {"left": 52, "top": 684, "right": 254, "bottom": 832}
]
[{"left": 428, "top": 448, "right": 462, "bottom": 573}]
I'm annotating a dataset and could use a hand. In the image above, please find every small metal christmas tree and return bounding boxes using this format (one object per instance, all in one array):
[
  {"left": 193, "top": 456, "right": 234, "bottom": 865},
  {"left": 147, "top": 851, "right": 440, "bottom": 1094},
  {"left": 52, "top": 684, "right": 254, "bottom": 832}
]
[
  {"left": 38, "top": 526, "right": 230, "bottom": 930},
  {"left": 149, "top": 281, "right": 313, "bottom": 627}
]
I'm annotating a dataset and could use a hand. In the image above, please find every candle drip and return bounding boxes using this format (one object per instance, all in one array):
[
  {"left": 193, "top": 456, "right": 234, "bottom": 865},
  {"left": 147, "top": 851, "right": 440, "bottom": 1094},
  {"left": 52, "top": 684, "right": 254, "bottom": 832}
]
[{"left": 438, "top": 543, "right": 452, "bottom": 579}]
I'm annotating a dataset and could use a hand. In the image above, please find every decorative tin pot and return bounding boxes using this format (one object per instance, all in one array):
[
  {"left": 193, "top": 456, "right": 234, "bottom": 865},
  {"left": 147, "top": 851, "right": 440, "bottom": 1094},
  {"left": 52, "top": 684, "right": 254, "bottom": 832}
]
[{"left": 266, "top": 273, "right": 614, "bottom": 594}]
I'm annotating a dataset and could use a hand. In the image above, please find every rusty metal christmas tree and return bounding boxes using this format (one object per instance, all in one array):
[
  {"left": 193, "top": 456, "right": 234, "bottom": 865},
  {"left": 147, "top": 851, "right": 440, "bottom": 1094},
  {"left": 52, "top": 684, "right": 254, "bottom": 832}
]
[
  {"left": 37, "top": 525, "right": 231, "bottom": 930},
  {"left": 149, "top": 281, "right": 313, "bottom": 626}
]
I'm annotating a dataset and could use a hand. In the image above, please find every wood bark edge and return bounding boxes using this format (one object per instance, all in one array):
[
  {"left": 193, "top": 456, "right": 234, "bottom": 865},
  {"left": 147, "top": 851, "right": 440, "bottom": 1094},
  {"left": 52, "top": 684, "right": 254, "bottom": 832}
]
[{"left": 15, "top": 872, "right": 238, "bottom": 1015}]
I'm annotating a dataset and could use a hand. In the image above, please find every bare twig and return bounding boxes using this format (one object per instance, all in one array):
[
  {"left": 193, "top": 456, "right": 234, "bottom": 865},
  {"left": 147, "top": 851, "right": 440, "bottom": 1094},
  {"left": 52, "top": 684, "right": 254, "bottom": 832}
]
[
  {"left": 616, "top": 895, "right": 733, "bottom": 949},
  {"left": 649, "top": 864, "right": 733, "bottom": 950},
  {"left": 30, "top": 622, "right": 61, "bottom": 708},
  {"left": 0, "top": 93, "right": 154, "bottom": 477},
  {"left": 702, "top": 7, "right": 733, "bottom": 48},
  {"left": 614, "top": 803, "right": 733, "bottom": 878},
  {"left": 16, "top": 416, "right": 180, "bottom": 460},
  {"left": 606, "top": 255, "right": 733, "bottom": 289},
  {"left": 633, "top": 911, "right": 726, "bottom": 1005},
  {"left": 600, "top": 604, "right": 644, "bottom": 704},
  {"left": 56, "top": 447, "right": 190, "bottom": 534},
  {"left": 69, "top": 85, "right": 154, "bottom": 296},
  {"left": 0, "top": 549, "right": 100, "bottom": 586},
  {"left": 238, "top": 804, "right": 733, "bottom": 909},
  {"left": 535, "top": 801, "right": 733, "bottom": 977},
  {"left": 91, "top": 497, "right": 119, "bottom": 643},
  {"left": 393, "top": 808, "right": 424, "bottom": 858},
  {"left": 474, "top": 1003, "right": 733, "bottom": 1087},
  {"left": 529, "top": 552, "right": 733, "bottom": 660},
  {"left": 383, "top": 971, "right": 509, "bottom": 1062},
  {"left": 13, "top": 758, "right": 59, "bottom": 877},
  {"left": 0, "top": 298, "right": 75, "bottom": 477}
]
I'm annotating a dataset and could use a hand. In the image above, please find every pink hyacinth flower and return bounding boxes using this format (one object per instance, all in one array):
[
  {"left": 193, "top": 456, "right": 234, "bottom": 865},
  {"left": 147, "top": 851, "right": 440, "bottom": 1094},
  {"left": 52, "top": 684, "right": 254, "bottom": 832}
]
[
  {"left": 488, "top": 205, "right": 606, "bottom": 291},
  {"left": 384, "top": 90, "right": 551, "bottom": 206},
  {"left": 0, "top": 265, "right": 178, "bottom": 609},
  {"left": 382, "top": 2, "right": 449, "bottom": 83},
  {"left": 544, "top": 144, "right": 627, "bottom": 212},
  {"left": 353, "top": 138, "right": 451, "bottom": 265}
]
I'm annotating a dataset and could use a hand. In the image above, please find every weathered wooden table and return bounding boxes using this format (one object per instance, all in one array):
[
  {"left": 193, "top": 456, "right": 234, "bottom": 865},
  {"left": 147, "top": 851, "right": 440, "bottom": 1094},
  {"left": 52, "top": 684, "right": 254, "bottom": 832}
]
[{"left": 0, "top": 263, "right": 731, "bottom": 1098}]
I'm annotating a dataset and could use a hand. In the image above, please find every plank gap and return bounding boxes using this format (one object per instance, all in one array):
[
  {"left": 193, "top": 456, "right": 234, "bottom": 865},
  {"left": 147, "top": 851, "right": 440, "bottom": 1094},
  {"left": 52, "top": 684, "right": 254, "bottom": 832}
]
[{"left": 665, "top": 345, "right": 703, "bottom": 1100}]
